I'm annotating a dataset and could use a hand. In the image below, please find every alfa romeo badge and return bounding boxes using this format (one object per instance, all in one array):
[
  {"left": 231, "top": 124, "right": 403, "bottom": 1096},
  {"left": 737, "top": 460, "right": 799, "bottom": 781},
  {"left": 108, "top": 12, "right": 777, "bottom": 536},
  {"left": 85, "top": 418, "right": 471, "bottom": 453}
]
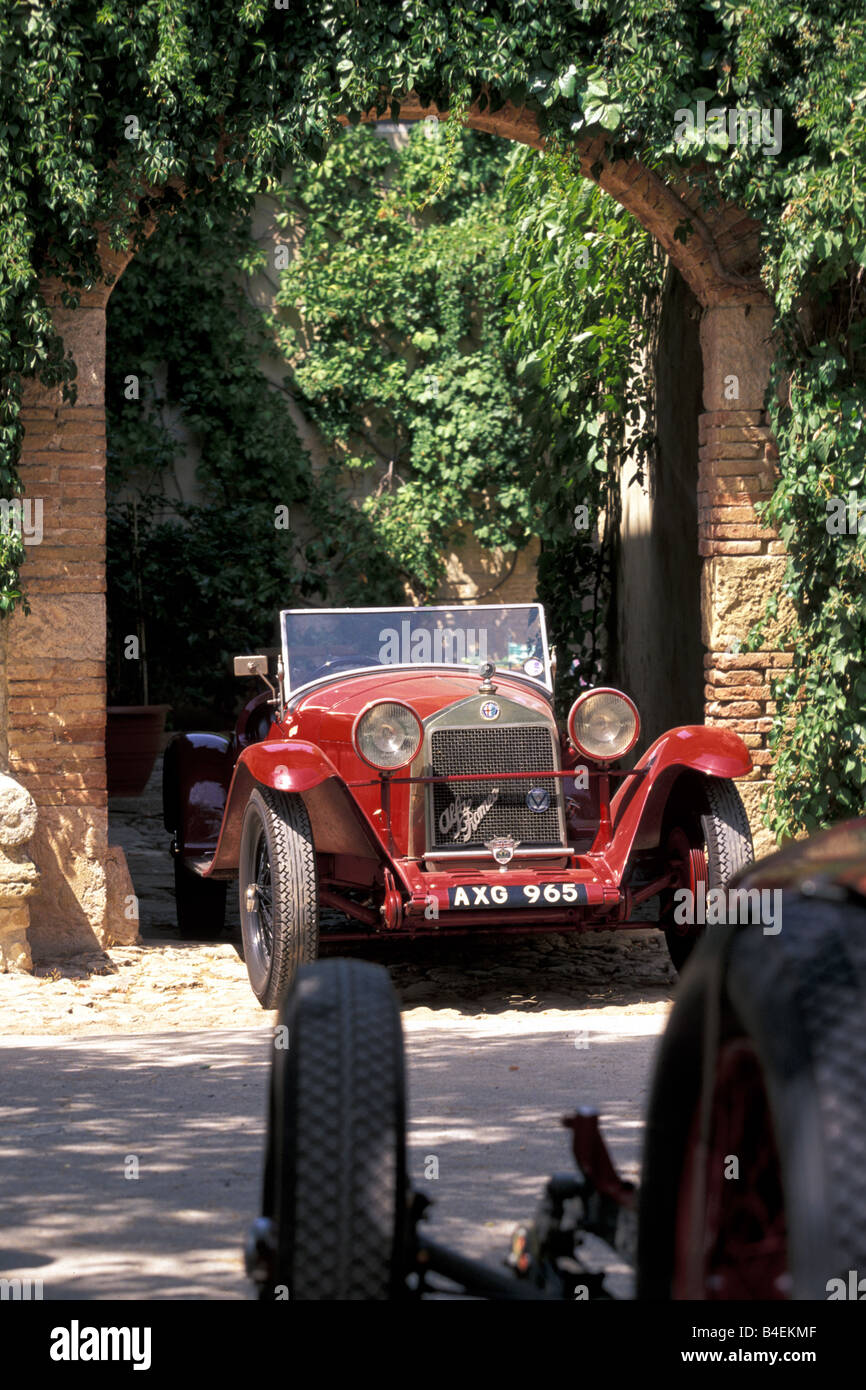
[{"left": 480, "top": 700, "right": 500, "bottom": 720}]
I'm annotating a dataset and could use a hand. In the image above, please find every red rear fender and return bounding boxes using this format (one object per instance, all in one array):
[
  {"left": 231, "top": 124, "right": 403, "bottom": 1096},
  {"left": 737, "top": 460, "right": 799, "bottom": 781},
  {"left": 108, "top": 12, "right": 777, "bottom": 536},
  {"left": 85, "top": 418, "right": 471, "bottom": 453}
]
[{"left": 163, "top": 733, "right": 233, "bottom": 855}]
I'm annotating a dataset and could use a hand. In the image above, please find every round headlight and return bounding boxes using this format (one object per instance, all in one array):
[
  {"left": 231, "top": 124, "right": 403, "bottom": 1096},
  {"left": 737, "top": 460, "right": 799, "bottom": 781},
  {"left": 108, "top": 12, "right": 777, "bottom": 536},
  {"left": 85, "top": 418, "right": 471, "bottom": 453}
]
[
  {"left": 567, "top": 688, "right": 640, "bottom": 762},
  {"left": 353, "top": 701, "right": 422, "bottom": 771}
]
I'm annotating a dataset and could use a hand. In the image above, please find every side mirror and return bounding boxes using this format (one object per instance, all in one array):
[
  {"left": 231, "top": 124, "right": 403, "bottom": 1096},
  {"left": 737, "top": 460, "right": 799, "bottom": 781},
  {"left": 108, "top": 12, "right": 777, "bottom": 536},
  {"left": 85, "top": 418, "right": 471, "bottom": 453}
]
[
  {"left": 233, "top": 653, "right": 286, "bottom": 711},
  {"left": 234, "top": 654, "right": 269, "bottom": 678}
]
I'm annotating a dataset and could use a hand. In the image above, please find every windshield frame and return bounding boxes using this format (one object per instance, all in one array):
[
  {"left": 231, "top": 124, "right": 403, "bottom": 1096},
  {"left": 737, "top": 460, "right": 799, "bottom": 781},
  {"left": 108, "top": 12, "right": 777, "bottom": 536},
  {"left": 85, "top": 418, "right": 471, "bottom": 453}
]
[{"left": 279, "top": 604, "right": 552, "bottom": 698}]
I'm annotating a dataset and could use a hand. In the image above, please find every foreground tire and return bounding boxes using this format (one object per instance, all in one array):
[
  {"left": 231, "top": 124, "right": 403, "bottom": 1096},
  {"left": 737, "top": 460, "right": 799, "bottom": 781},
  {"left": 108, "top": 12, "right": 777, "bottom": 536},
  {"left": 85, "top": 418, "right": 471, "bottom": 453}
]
[
  {"left": 261, "top": 959, "right": 407, "bottom": 1301},
  {"left": 660, "top": 776, "right": 754, "bottom": 972},
  {"left": 173, "top": 857, "right": 227, "bottom": 939},
  {"left": 239, "top": 787, "right": 319, "bottom": 1009},
  {"left": 638, "top": 890, "right": 866, "bottom": 1299}
]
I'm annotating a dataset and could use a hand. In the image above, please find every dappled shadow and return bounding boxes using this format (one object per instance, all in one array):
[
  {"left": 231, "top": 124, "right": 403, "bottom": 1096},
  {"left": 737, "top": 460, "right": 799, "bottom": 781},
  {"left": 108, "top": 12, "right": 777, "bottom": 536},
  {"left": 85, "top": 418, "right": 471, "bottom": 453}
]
[
  {"left": 333, "top": 929, "right": 675, "bottom": 1017},
  {"left": 30, "top": 952, "right": 120, "bottom": 982},
  {"left": 403, "top": 1020, "right": 661, "bottom": 1270},
  {"left": 0, "top": 1011, "right": 660, "bottom": 1299},
  {"left": 0, "top": 1029, "right": 272, "bottom": 1300}
]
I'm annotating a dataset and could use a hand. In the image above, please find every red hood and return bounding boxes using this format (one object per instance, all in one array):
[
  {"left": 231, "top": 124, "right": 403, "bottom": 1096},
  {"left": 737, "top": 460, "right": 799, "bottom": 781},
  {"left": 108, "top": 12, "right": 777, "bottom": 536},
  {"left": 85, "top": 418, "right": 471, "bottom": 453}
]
[{"left": 289, "top": 667, "right": 554, "bottom": 725}]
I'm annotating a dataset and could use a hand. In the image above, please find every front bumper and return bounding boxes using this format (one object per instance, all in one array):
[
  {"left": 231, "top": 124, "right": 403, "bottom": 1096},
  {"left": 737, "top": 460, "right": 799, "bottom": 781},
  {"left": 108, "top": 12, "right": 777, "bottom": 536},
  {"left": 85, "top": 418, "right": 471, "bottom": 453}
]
[{"left": 399, "top": 856, "right": 622, "bottom": 928}]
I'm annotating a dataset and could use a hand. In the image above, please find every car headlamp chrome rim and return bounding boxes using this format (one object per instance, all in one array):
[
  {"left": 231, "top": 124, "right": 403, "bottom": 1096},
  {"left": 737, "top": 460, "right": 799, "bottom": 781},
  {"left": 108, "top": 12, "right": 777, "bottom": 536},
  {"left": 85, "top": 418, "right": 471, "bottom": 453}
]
[
  {"left": 567, "top": 688, "right": 640, "bottom": 762},
  {"left": 352, "top": 700, "right": 423, "bottom": 772}
]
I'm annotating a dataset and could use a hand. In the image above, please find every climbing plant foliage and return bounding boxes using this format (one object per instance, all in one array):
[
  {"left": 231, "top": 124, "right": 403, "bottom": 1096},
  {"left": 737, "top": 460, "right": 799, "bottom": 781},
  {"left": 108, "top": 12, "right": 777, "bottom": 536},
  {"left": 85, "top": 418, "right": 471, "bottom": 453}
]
[
  {"left": 106, "top": 125, "right": 537, "bottom": 718},
  {"left": 2, "top": 0, "right": 865, "bottom": 829},
  {"left": 105, "top": 191, "right": 316, "bottom": 721},
  {"left": 269, "top": 122, "right": 534, "bottom": 604},
  {"left": 501, "top": 141, "right": 664, "bottom": 711},
  {"left": 106, "top": 124, "right": 657, "bottom": 723}
]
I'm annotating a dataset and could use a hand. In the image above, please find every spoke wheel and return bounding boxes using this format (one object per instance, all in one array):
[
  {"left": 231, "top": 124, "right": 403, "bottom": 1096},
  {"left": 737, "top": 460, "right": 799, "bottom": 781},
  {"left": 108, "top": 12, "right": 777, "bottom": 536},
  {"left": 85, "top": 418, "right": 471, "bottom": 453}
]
[
  {"left": 659, "top": 776, "right": 753, "bottom": 973},
  {"left": 239, "top": 787, "right": 318, "bottom": 1009},
  {"left": 673, "top": 1038, "right": 787, "bottom": 1298},
  {"left": 251, "top": 835, "right": 275, "bottom": 959}
]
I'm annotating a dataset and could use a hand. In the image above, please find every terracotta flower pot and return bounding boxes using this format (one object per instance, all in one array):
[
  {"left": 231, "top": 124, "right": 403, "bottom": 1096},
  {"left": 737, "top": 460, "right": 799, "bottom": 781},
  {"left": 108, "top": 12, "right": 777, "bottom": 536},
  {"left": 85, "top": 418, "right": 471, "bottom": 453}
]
[{"left": 106, "top": 705, "right": 171, "bottom": 797}]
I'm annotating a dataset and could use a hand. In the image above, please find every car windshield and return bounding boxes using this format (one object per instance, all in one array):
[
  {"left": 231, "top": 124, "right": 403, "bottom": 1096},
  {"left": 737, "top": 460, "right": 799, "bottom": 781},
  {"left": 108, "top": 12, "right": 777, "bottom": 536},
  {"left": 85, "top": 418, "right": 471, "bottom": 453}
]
[{"left": 280, "top": 605, "right": 551, "bottom": 692}]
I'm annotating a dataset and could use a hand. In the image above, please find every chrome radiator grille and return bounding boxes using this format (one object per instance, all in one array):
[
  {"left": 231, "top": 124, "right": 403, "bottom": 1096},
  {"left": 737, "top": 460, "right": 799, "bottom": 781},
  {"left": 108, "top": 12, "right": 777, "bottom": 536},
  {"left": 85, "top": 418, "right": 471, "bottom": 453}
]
[{"left": 428, "top": 724, "right": 563, "bottom": 850}]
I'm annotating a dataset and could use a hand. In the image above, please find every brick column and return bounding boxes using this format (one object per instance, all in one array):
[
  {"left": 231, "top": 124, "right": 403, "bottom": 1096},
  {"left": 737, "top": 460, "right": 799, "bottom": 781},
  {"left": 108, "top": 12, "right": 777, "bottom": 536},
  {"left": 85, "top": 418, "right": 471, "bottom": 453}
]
[
  {"left": 7, "top": 278, "right": 136, "bottom": 958},
  {"left": 697, "top": 304, "right": 793, "bottom": 855}
]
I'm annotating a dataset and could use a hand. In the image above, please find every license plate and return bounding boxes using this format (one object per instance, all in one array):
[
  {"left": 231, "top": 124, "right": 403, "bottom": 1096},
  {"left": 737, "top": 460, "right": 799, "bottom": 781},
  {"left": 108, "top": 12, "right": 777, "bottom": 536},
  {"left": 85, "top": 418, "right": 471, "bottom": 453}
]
[{"left": 448, "top": 882, "right": 589, "bottom": 909}]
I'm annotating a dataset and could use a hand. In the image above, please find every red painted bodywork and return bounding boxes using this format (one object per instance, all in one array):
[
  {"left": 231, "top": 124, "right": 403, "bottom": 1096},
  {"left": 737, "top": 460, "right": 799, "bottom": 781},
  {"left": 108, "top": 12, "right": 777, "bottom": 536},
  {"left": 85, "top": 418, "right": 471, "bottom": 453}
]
[
  {"left": 162, "top": 731, "right": 233, "bottom": 856},
  {"left": 164, "top": 668, "right": 754, "bottom": 937},
  {"left": 603, "top": 724, "right": 753, "bottom": 879}
]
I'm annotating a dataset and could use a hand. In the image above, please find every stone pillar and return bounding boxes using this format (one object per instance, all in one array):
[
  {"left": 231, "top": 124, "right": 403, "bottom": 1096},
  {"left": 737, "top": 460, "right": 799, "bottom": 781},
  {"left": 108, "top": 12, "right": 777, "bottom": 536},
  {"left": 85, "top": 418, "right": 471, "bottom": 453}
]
[
  {"left": 7, "top": 277, "right": 138, "bottom": 959},
  {"left": 0, "top": 773, "right": 39, "bottom": 971},
  {"left": 697, "top": 304, "right": 793, "bottom": 856}
]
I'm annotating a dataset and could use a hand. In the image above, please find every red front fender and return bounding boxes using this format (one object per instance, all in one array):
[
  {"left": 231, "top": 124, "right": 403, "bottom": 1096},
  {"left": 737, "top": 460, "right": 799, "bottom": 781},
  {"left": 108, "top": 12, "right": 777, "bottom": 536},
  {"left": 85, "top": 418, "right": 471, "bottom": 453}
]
[
  {"left": 205, "top": 740, "right": 388, "bottom": 877},
  {"left": 603, "top": 725, "right": 753, "bottom": 880},
  {"left": 241, "top": 739, "right": 341, "bottom": 793}
]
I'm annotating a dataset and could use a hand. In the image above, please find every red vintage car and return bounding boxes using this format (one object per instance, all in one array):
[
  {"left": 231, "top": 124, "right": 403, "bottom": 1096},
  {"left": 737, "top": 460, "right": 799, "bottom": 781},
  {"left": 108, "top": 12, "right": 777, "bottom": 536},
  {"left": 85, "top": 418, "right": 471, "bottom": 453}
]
[{"left": 162, "top": 603, "right": 754, "bottom": 1007}]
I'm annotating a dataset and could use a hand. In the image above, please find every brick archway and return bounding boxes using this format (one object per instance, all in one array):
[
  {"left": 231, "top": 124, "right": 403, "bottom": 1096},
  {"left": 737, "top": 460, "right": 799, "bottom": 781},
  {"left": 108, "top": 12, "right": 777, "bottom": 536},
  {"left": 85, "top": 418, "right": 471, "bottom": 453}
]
[
  {"left": 5, "top": 98, "right": 783, "bottom": 964},
  {"left": 392, "top": 98, "right": 767, "bottom": 307}
]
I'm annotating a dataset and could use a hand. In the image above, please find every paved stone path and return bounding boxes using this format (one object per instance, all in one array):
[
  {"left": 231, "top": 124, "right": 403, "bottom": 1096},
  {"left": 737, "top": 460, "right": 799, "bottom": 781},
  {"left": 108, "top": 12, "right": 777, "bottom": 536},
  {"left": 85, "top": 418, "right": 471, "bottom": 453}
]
[
  {"left": 0, "top": 1007, "right": 665, "bottom": 1299},
  {"left": 0, "top": 763, "right": 675, "bottom": 1299}
]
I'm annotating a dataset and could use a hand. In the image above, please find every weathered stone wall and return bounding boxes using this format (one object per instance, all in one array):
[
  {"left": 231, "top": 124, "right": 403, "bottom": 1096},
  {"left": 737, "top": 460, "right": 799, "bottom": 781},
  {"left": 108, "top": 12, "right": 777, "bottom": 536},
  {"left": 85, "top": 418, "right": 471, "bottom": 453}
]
[
  {"left": 0, "top": 772, "right": 39, "bottom": 971},
  {"left": 438, "top": 532, "right": 540, "bottom": 604},
  {"left": 613, "top": 264, "right": 705, "bottom": 753},
  {"left": 610, "top": 284, "right": 784, "bottom": 855}
]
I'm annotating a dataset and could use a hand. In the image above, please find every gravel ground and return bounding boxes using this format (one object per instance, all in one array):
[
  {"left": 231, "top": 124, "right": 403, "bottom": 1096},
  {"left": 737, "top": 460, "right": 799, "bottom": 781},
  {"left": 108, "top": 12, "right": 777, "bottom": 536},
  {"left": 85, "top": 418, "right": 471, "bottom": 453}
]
[
  {"left": 0, "top": 928, "right": 674, "bottom": 1036},
  {"left": 0, "top": 761, "right": 675, "bottom": 1036}
]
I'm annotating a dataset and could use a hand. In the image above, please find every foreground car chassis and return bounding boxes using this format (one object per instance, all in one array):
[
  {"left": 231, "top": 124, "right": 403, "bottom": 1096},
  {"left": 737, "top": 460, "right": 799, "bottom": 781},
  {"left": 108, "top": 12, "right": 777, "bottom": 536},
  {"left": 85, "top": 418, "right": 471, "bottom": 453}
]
[
  {"left": 245, "top": 829, "right": 866, "bottom": 1301},
  {"left": 247, "top": 1089, "right": 634, "bottom": 1302}
]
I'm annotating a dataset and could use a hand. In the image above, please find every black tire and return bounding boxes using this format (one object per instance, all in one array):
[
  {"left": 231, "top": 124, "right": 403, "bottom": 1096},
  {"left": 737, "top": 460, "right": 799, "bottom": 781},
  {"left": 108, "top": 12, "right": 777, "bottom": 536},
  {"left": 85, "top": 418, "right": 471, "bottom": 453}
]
[
  {"left": 638, "top": 890, "right": 866, "bottom": 1300},
  {"left": 173, "top": 857, "right": 227, "bottom": 939},
  {"left": 661, "top": 776, "right": 754, "bottom": 972},
  {"left": 262, "top": 958, "right": 407, "bottom": 1301},
  {"left": 239, "top": 787, "right": 318, "bottom": 1009}
]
